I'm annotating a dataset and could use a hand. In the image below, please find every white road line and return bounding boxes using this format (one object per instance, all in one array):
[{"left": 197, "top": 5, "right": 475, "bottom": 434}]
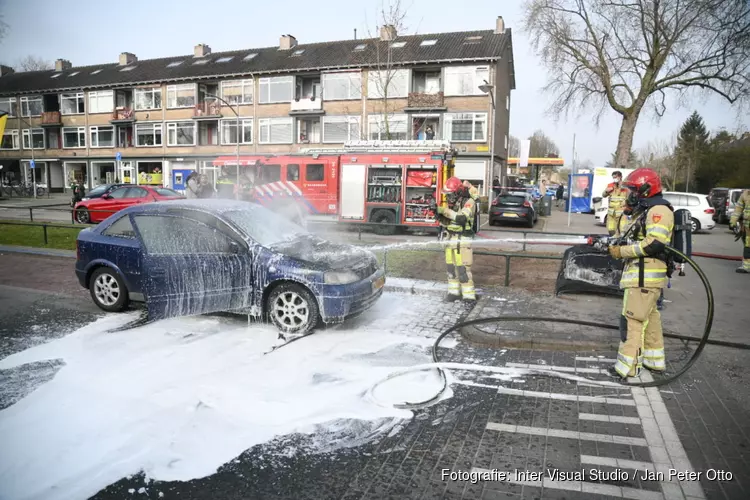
[
  {"left": 579, "top": 413, "right": 641, "bottom": 425},
  {"left": 576, "top": 380, "right": 631, "bottom": 390},
  {"left": 505, "top": 362, "right": 606, "bottom": 374},
  {"left": 575, "top": 356, "right": 617, "bottom": 363},
  {"left": 580, "top": 454, "right": 655, "bottom": 472},
  {"left": 486, "top": 422, "right": 648, "bottom": 447},
  {"left": 497, "top": 386, "right": 636, "bottom": 406},
  {"left": 453, "top": 380, "right": 500, "bottom": 390},
  {"left": 471, "top": 467, "right": 664, "bottom": 500}
]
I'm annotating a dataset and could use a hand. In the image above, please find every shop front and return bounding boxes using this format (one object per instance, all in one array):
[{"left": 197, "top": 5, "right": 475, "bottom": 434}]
[
  {"left": 136, "top": 161, "right": 164, "bottom": 186},
  {"left": 454, "top": 159, "right": 488, "bottom": 195},
  {"left": 90, "top": 161, "right": 117, "bottom": 186},
  {"left": 119, "top": 161, "right": 134, "bottom": 184},
  {"left": 63, "top": 161, "right": 88, "bottom": 190}
]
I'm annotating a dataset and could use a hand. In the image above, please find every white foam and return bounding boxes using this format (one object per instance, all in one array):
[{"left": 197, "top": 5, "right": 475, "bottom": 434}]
[{"left": 0, "top": 294, "right": 448, "bottom": 500}]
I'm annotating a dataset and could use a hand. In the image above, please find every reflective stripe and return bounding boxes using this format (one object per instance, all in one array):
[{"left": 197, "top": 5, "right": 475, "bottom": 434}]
[
  {"left": 645, "top": 225, "right": 671, "bottom": 239},
  {"left": 633, "top": 245, "right": 646, "bottom": 257},
  {"left": 621, "top": 270, "right": 667, "bottom": 280},
  {"left": 448, "top": 280, "right": 460, "bottom": 292},
  {"left": 614, "top": 352, "right": 633, "bottom": 378}
]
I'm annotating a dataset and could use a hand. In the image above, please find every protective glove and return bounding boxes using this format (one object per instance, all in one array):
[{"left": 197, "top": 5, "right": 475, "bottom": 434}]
[
  {"left": 437, "top": 206, "right": 445, "bottom": 215},
  {"left": 608, "top": 245, "right": 622, "bottom": 259},
  {"left": 731, "top": 222, "right": 741, "bottom": 235}
]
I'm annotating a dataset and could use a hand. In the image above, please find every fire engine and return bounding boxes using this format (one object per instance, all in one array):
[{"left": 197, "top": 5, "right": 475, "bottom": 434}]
[{"left": 211, "top": 140, "right": 457, "bottom": 233}]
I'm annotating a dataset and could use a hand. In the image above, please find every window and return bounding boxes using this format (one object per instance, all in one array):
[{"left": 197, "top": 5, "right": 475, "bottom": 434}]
[
  {"left": 259, "top": 165, "right": 281, "bottom": 183},
  {"left": 687, "top": 195, "right": 701, "bottom": 207},
  {"left": 63, "top": 127, "right": 86, "bottom": 148},
  {"left": 367, "top": 69, "right": 409, "bottom": 99},
  {"left": 134, "top": 215, "right": 236, "bottom": 255},
  {"left": 51, "top": 73, "right": 61, "bottom": 78},
  {"left": 135, "top": 123, "right": 163, "bottom": 146},
  {"left": 167, "top": 84, "right": 196, "bottom": 108},
  {"left": 286, "top": 164, "right": 300, "bottom": 181},
  {"left": 391, "top": 41, "right": 406, "bottom": 48},
  {"left": 220, "top": 79, "right": 253, "bottom": 104},
  {"left": 0, "top": 97, "right": 16, "bottom": 116},
  {"left": 69, "top": 72, "right": 80, "bottom": 77},
  {"left": 88, "top": 90, "right": 114, "bottom": 114},
  {"left": 126, "top": 187, "right": 149, "bottom": 198},
  {"left": 444, "top": 113, "right": 487, "bottom": 142},
  {"left": 322, "top": 71, "right": 362, "bottom": 100},
  {"left": 120, "top": 66, "right": 136, "bottom": 72},
  {"left": 354, "top": 44, "right": 367, "bottom": 51},
  {"left": 192, "top": 59, "right": 209, "bottom": 66},
  {"left": 322, "top": 115, "right": 360, "bottom": 143},
  {"left": 259, "top": 76, "right": 293, "bottom": 104},
  {"left": 61, "top": 92, "right": 85, "bottom": 114},
  {"left": 167, "top": 61, "right": 183, "bottom": 68},
  {"left": 20, "top": 96, "right": 43, "bottom": 117},
  {"left": 259, "top": 117, "right": 293, "bottom": 144},
  {"left": 306, "top": 164, "right": 324, "bottom": 181},
  {"left": 220, "top": 119, "right": 253, "bottom": 145},
  {"left": 90, "top": 126, "right": 115, "bottom": 148},
  {"left": 216, "top": 56, "right": 234, "bottom": 63},
  {"left": 368, "top": 114, "right": 408, "bottom": 140},
  {"left": 155, "top": 188, "right": 181, "bottom": 197},
  {"left": 108, "top": 187, "right": 129, "bottom": 199},
  {"left": 243, "top": 53, "right": 257, "bottom": 61},
  {"left": 292, "top": 49, "right": 305, "bottom": 56},
  {"left": 102, "top": 215, "right": 137, "bottom": 239},
  {"left": 91, "top": 69, "right": 102, "bottom": 75},
  {"left": 420, "top": 40, "right": 437, "bottom": 46},
  {"left": 134, "top": 87, "right": 162, "bottom": 110},
  {"left": 22, "top": 129, "right": 44, "bottom": 149},
  {"left": 1, "top": 130, "right": 19, "bottom": 150},
  {"left": 444, "top": 66, "right": 490, "bottom": 96},
  {"left": 167, "top": 121, "right": 196, "bottom": 146}
]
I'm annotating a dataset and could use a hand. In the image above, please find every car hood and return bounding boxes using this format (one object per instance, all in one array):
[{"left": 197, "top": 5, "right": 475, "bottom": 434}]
[{"left": 269, "top": 236, "right": 377, "bottom": 271}]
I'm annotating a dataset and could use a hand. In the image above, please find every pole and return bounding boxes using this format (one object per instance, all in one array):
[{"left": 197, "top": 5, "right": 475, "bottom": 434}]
[
  {"left": 236, "top": 108, "right": 240, "bottom": 200},
  {"left": 567, "top": 133, "right": 576, "bottom": 227},
  {"left": 31, "top": 139, "right": 36, "bottom": 199},
  {"left": 488, "top": 89, "right": 497, "bottom": 205}
]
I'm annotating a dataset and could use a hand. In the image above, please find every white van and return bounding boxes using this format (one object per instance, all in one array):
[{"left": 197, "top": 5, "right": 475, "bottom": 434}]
[{"left": 595, "top": 191, "right": 716, "bottom": 233}]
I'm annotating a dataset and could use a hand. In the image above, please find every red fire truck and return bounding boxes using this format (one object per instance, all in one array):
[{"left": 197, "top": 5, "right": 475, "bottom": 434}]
[{"left": 212, "top": 140, "right": 457, "bottom": 233}]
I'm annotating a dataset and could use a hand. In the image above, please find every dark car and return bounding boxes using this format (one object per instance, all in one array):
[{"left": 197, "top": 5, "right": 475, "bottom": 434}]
[
  {"left": 75, "top": 199, "right": 385, "bottom": 335},
  {"left": 708, "top": 187, "right": 729, "bottom": 223},
  {"left": 489, "top": 192, "right": 538, "bottom": 227}
]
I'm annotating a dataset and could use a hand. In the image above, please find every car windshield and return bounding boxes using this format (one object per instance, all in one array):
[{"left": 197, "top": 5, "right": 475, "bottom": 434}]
[
  {"left": 498, "top": 195, "right": 526, "bottom": 205},
  {"left": 223, "top": 207, "right": 308, "bottom": 248},
  {"left": 155, "top": 188, "right": 181, "bottom": 197},
  {"left": 87, "top": 185, "right": 110, "bottom": 197},
  {"left": 732, "top": 191, "right": 743, "bottom": 203}
]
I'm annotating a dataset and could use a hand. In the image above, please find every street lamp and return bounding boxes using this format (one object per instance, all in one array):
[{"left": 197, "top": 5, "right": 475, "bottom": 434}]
[
  {"left": 204, "top": 93, "right": 241, "bottom": 200},
  {"left": 478, "top": 79, "right": 497, "bottom": 204}
]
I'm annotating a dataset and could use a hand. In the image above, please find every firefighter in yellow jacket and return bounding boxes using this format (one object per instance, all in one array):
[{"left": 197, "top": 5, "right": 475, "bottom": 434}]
[
  {"left": 603, "top": 170, "right": 629, "bottom": 236},
  {"left": 730, "top": 189, "right": 750, "bottom": 274},
  {"left": 437, "top": 177, "right": 477, "bottom": 302},
  {"left": 607, "top": 168, "right": 673, "bottom": 379}
]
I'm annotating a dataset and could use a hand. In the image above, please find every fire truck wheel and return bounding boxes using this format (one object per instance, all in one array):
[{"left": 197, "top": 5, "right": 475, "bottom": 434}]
[{"left": 372, "top": 210, "right": 397, "bottom": 235}]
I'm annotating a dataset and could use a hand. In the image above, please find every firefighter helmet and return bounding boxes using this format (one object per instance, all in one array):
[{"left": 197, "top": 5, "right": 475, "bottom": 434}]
[
  {"left": 622, "top": 168, "right": 662, "bottom": 198},
  {"left": 442, "top": 176, "right": 463, "bottom": 194}
]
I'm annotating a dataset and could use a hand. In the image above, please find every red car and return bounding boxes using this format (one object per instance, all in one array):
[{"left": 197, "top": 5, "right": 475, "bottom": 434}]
[{"left": 74, "top": 185, "right": 184, "bottom": 223}]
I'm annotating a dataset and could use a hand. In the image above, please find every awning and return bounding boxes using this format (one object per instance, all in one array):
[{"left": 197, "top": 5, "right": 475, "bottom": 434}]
[{"left": 212, "top": 156, "right": 259, "bottom": 166}]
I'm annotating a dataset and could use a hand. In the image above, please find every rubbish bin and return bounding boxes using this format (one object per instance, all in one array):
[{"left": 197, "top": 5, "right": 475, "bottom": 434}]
[{"left": 541, "top": 195, "right": 553, "bottom": 216}]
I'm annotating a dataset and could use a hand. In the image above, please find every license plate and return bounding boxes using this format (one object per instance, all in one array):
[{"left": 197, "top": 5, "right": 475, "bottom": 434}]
[
  {"left": 503, "top": 213, "right": 518, "bottom": 217},
  {"left": 372, "top": 276, "right": 385, "bottom": 292}
]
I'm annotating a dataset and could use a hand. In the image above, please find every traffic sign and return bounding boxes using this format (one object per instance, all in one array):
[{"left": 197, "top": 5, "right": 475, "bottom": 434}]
[
  {"left": 30, "top": 160, "right": 35, "bottom": 169},
  {"left": 116, "top": 152, "right": 122, "bottom": 161}
]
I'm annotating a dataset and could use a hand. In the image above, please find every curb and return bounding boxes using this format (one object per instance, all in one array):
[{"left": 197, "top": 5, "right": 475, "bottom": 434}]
[{"left": 0, "top": 245, "right": 76, "bottom": 258}]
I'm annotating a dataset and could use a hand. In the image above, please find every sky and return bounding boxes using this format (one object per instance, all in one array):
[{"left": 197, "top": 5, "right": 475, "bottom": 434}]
[{"left": 0, "top": 0, "right": 746, "bottom": 166}]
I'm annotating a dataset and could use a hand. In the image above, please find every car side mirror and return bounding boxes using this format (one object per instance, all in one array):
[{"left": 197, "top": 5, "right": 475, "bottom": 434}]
[{"left": 102, "top": 194, "right": 111, "bottom": 200}]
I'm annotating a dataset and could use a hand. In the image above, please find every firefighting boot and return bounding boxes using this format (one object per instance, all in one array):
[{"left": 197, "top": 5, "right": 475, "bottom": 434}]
[
  {"left": 736, "top": 266, "right": 749, "bottom": 274},
  {"left": 607, "top": 366, "right": 627, "bottom": 380},
  {"left": 444, "top": 293, "right": 461, "bottom": 302}
]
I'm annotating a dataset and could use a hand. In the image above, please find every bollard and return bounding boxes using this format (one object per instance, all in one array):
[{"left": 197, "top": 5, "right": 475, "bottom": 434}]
[
  {"left": 504, "top": 256, "right": 511, "bottom": 287},
  {"left": 29, "top": 207, "right": 33, "bottom": 222},
  {"left": 383, "top": 248, "right": 388, "bottom": 273},
  {"left": 43, "top": 224, "right": 48, "bottom": 245},
  {"left": 522, "top": 232, "right": 527, "bottom": 252},
  {"left": 358, "top": 224, "right": 362, "bottom": 241},
  {"left": 71, "top": 209, "right": 75, "bottom": 224}
]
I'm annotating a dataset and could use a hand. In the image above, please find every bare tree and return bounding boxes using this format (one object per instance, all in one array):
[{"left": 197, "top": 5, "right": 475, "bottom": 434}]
[
  {"left": 16, "top": 55, "right": 52, "bottom": 72},
  {"left": 523, "top": 0, "right": 750, "bottom": 168},
  {"left": 528, "top": 129, "right": 560, "bottom": 157},
  {"left": 508, "top": 135, "right": 521, "bottom": 157},
  {"left": 638, "top": 135, "right": 679, "bottom": 189}
]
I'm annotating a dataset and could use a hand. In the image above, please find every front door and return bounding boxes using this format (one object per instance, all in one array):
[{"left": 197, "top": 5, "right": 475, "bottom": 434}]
[
  {"left": 132, "top": 212, "right": 253, "bottom": 320},
  {"left": 120, "top": 162, "right": 133, "bottom": 184}
]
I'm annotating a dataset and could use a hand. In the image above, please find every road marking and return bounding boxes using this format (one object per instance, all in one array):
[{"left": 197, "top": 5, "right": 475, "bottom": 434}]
[
  {"left": 578, "top": 412, "right": 641, "bottom": 424},
  {"left": 505, "top": 362, "right": 606, "bottom": 374},
  {"left": 486, "top": 422, "right": 648, "bottom": 447},
  {"left": 471, "top": 467, "right": 665, "bottom": 500},
  {"left": 576, "top": 380, "right": 631, "bottom": 390},
  {"left": 496, "top": 386, "right": 636, "bottom": 406},
  {"left": 580, "top": 454, "right": 655, "bottom": 471},
  {"left": 575, "top": 356, "right": 617, "bottom": 363}
]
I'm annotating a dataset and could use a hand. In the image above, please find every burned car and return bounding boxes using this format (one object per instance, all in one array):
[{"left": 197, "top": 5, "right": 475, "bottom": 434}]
[{"left": 75, "top": 199, "right": 385, "bottom": 334}]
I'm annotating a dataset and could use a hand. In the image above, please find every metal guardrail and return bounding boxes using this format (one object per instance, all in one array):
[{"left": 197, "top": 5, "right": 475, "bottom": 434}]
[
  {"left": 0, "top": 204, "right": 121, "bottom": 224},
  {"left": 0, "top": 220, "right": 91, "bottom": 246}
]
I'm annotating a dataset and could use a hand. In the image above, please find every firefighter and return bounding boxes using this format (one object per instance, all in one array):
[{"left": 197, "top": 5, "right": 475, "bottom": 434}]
[
  {"left": 606, "top": 168, "right": 673, "bottom": 379},
  {"left": 437, "top": 177, "right": 477, "bottom": 302},
  {"left": 730, "top": 189, "right": 750, "bottom": 273},
  {"left": 603, "top": 170, "right": 629, "bottom": 236}
]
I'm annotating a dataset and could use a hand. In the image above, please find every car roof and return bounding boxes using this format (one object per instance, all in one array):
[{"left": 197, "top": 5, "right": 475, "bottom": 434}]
[
  {"left": 663, "top": 191, "right": 709, "bottom": 197},
  {"left": 118, "top": 198, "right": 257, "bottom": 216}
]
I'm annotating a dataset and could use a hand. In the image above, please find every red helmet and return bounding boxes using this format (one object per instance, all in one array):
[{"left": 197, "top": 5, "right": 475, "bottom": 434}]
[
  {"left": 622, "top": 168, "right": 662, "bottom": 198},
  {"left": 442, "top": 176, "right": 463, "bottom": 194}
]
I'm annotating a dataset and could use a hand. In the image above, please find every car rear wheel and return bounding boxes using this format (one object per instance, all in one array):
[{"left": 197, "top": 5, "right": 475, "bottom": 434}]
[
  {"left": 690, "top": 218, "right": 700, "bottom": 233},
  {"left": 267, "top": 282, "right": 319, "bottom": 335},
  {"left": 75, "top": 207, "right": 90, "bottom": 224},
  {"left": 89, "top": 267, "right": 129, "bottom": 312}
]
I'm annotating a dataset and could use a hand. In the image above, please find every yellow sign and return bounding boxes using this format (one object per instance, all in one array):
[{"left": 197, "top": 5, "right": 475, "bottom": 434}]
[
  {"left": 0, "top": 111, "right": 7, "bottom": 139},
  {"left": 595, "top": 168, "right": 607, "bottom": 176},
  {"left": 476, "top": 145, "right": 489, "bottom": 152},
  {"left": 138, "top": 172, "right": 162, "bottom": 185}
]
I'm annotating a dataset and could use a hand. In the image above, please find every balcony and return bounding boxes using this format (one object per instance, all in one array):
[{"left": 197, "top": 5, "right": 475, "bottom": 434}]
[
  {"left": 40, "top": 111, "right": 61, "bottom": 127},
  {"left": 111, "top": 108, "right": 135, "bottom": 124},
  {"left": 406, "top": 92, "right": 446, "bottom": 111},
  {"left": 192, "top": 101, "right": 223, "bottom": 120},
  {"left": 289, "top": 96, "right": 324, "bottom": 115}
]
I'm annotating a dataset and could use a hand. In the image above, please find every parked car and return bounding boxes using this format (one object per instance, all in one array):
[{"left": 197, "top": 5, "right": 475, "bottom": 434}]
[
  {"left": 75, "top": 199, "right": 385, "bottom": 335},
  {"left": 594, "top": 197, "right": 609, "bottom": 225},
  {"left": 596, "top": 192, "right": 715, "bottom": 233},
  {"left": 74, "top": 185, "right": 183, "bottom": 224},
  {"left": 489, "top": 191, "right": 538, "bottom": 228},
  {"left": 80, "top": 183, "right": 129, "bottom": 202},
  {"left": 712, "top": 188, "right": 749, "bottom": 225}
]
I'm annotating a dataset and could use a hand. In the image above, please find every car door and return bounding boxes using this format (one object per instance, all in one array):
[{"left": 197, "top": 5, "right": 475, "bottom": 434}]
[
  {"left": 132, "top": 212, "right": 253, "bottom": 320},
  {"left": 124, "top": 186, "right": 151, "bottom": 206},
  {"left": 91, "top": 186, "right": 129, "bottom": 222}
]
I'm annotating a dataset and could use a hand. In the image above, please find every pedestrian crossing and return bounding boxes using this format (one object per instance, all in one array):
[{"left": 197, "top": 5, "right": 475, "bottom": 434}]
[{"left": 456, "top": 358, "right": 706, "bottom": 500}]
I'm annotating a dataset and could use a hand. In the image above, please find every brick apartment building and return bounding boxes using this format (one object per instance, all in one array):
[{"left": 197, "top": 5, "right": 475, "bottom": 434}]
[{"left": 0, "top": 17, "right": 515, "bottom": 195}]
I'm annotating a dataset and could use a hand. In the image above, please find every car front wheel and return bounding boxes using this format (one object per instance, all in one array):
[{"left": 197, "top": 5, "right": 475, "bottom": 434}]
[
  {"left": 690, "top": 218, "right": 700, "bottom": 233},
  {"left": 267, "top": 282, "right": 320, "bottom": 335},
  {"left": 75, "top": 207, "right": 90, "bottom": 224},
  {"left": 89, "top": 267, "right": 129, "bottom": 312}
]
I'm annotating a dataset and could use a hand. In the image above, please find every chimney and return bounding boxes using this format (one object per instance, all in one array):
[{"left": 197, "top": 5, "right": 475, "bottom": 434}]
[
  {"left": 279, "top": 34, "right": 298, "bottom": 50},
  {"left": 0, "top": 65, "right": 14, "bottom": 77},
  {"left": 119, "top": 52, "right": 137, "bottom": 66},
  {"left": 380, "top": 25, "right": 397, "bottom": 41},
  {"left": 495, "top": 16, "right": 506, "bottom": 34},
  {"left": 194, "top": 43, "right": 211, "bottom": 57},
  {"left": 54, "top": 59, "right": 72, "bottom": 71}
]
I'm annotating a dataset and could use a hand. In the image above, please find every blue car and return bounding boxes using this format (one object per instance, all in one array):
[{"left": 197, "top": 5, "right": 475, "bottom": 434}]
[{"left": 75, "top": 199, "right": 385, "bottom": 334}]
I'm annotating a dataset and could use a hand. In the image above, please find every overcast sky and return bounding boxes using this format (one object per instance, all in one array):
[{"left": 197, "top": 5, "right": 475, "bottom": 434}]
[{"left": 1, "top": 0, "right": 746, "bottom": 166}]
